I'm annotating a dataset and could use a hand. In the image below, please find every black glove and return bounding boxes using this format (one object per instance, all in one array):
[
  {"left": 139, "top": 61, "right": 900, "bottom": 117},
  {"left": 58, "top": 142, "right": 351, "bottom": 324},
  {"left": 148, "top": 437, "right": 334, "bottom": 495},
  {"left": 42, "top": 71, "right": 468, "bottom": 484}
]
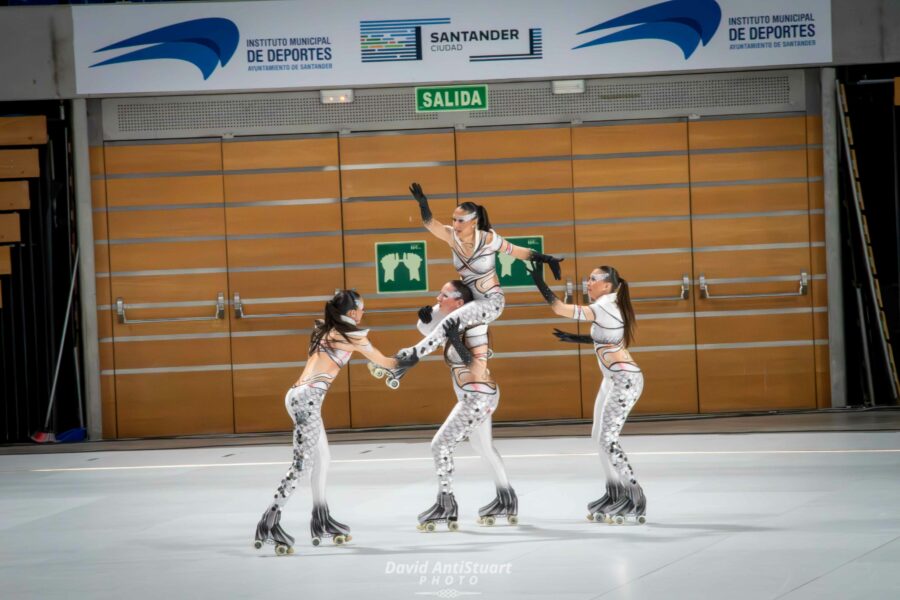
[
  {"left": 553, "top": 328, "right": 593, "bottom": 344},
  {"left": 530, "top": 261, "right": 560, "bottom": 306},
  {"left": 443, "top": 318, "right": 473, "bottom": 366},
  {"left": 418, "top": 305, "right": 433, "bottom": 324},
  {"left": 530, "top": 251, "right": 564, "bottom": 280},
  {"left": 409, "top": 182, "right": 433, "bottom": 224},
  {"left": 395, "top": 348, "right": 419, "bottom": 369}
]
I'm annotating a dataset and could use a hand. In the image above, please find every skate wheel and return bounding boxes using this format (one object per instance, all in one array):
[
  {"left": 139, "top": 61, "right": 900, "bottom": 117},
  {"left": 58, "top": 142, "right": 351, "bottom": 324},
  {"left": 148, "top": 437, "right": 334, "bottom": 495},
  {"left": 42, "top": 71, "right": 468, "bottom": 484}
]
[
  {"left": 602, "top": 514, "right": 613, "bottom": 524},
  {"left": 484, "top": 516, "right": 496, "bottom": 526},
  {"left": 253, "top": 540, "right": 264, "bottom": 550},
  {"left": 637, "top": 515, "right": 647, "bottom": 525},
  {"left": 311, "top": 537, "right": 321, "bottom": 547},
  {"left": 507, "top": 515, "right": 519, "bottom": 525},
  {"left": 425, "top": 522, "right": 436, "bottom": 532},
  {"left": 448, "top": 521, "right": 459, "bottom": 531},
  {"left": 387, "top": 378, "right": 400, "bottom": 390},
  {"left": 613, "top": 515, "right": 625, "bottom": 525},
  {"left": 416, "top": 523, "right": 425, "bottom": 531},
  {"left": 587, "top": 513, "right": 595, "bottom": 522},
  {"left": 345, "top": 534, "right": 353, "bottom": 542},
  {"left": 287, "top": 547, "right": 295, "bottom": 555},
  {"left": 275, "top": 544, "right": 289, "bottom": 556},
  {"left": 333, "top": 535, "right": 346, "bottom": 545}
]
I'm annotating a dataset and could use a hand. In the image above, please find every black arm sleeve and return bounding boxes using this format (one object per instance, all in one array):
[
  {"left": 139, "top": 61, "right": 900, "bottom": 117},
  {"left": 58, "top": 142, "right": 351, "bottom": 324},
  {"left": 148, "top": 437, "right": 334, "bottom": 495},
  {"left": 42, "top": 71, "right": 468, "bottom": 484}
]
[
  {"left": 529, "top": 251, "right": 564, "bottom": 280},
  {"left": 409, "top": 182, "right": 433, "bottom": 225},
  {"left": 443, "top": 318, "right": 473, "bottom": 366},
  {"left": 531, "top": 261, "right": 561, "bottom": 306},
  {"left": 553, "top": 328, "right": 593, "bottom": 344}
]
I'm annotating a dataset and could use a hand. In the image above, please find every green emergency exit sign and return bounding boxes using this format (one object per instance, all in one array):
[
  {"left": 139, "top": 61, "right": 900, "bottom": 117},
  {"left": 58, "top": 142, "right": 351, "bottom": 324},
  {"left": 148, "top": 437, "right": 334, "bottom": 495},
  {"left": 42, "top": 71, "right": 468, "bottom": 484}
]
[{"left": 416, "top": 85, "right": 489, "bottom": 112}]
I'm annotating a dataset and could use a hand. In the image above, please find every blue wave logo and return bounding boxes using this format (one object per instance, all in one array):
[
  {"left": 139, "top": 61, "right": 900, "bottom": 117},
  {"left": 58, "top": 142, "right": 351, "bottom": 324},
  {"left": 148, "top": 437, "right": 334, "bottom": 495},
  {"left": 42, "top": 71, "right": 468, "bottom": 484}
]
[
  {"left": 574, "top": 0, "right": 721, "bottom": 59},
  {"left": 91, "top": 18, "right": 239, "bottom": 80}
]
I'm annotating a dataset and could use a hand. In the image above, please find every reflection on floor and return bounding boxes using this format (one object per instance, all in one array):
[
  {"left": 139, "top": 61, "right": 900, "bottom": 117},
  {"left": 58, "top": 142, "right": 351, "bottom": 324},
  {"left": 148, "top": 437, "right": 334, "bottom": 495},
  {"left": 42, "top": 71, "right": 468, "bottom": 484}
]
[{"left": 2, "top": 430, "right": 899, "bottom": 599}]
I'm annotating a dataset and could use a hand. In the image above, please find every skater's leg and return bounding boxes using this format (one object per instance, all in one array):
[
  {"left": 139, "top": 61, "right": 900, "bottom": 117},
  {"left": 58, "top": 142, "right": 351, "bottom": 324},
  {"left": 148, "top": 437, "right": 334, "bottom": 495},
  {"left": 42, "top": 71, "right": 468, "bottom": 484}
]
[
  {"left": 468, "top": 415, "right": 510, "bottom": 489},
  {"left": 310, "top": 423, "right": 329, "bottom": 506},
  {"left": 404, "top": 293, "right": 504, "bottom": 359},
  {"left": 430, "top": 402, "right": 471, "bottom": 495},
  {"left": 598, "top": 370, "right": 645, "bottom": 519}
]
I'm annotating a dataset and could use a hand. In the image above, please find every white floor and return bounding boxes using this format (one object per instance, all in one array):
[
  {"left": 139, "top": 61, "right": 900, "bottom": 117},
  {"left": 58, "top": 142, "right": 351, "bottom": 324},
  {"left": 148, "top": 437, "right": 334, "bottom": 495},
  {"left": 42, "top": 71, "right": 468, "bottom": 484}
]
[{"left": 2, "top": 431, "right": 900, "bottom": 600}]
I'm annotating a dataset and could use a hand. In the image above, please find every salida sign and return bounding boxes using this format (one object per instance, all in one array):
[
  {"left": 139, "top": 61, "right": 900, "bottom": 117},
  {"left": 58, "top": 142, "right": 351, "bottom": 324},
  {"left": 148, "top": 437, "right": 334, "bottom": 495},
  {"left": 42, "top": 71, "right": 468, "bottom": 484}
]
[{"left": 416, "top": 85, "right": 488, "bottom": 112}]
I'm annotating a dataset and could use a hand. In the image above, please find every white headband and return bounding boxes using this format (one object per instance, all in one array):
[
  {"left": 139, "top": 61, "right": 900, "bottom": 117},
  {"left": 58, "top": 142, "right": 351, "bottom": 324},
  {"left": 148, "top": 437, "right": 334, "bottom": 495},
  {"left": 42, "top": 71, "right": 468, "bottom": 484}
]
[
  {"left": 441, "top": 289, "right": 463, "bottom": 299},
  {"left": 589, "top": 272, "right": 610, "bottom": 282},
  {"left": 455, "top": 211, "right": 477, "bottom": 222}
]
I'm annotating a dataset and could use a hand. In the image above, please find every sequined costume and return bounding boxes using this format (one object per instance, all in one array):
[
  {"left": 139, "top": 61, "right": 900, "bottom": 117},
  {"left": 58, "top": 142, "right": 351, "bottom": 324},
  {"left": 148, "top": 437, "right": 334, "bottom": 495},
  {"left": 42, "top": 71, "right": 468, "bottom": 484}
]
[
  {"left": 415, "top": 307, "right": 516, "bottom": 527},
  {"left": 575, "top": 293, "right": 646, "bottom": 522}
]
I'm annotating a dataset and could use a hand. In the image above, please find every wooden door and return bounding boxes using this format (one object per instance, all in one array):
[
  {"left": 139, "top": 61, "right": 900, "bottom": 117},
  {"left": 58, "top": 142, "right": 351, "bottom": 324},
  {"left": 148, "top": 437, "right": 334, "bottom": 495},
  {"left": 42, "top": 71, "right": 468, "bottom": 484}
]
[
  {"left": 103, "top": 139, "right": 234, "bottom": 437},
  {"left": 339, "top": 129, "right": 459, "bottom": 428},
  {"left": 572, "top": 120, "right": 698, "bottom": 416},
  {"left": 222, "top": 134, "right": 349, "bottom": 432},
  {"left": 689, "top": 115, "right": 816, "bottom": 412}
]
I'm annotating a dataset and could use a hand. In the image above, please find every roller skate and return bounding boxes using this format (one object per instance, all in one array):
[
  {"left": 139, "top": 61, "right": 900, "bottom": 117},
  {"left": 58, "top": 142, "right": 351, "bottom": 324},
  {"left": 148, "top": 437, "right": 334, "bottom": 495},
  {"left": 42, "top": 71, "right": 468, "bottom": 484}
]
[
  {"left": 477, "top": 486, "right": 519, "bottom": 526},
  {"left": 310, "top": 503, "right": 352, "bottom": 546},
  {"left": 587, "top": 480, "right": 624, "bottom": 522},
  {"left": 594, "top": 484, "right": 647, "bottom": 525},
  {"left": 416, "top": 491, "right": 459, "bottom": 532},
  {"left": 253, "top": 504, "right": 295, "bottom": 555},
  {"left": 367, "top": 349, "right": 419, "bottom": 390}
]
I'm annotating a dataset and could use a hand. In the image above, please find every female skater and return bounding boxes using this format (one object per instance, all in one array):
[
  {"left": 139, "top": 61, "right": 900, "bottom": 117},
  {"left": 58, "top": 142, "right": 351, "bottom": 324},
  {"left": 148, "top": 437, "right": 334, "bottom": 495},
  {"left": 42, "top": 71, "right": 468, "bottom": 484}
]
[
  {"left": 253, "top": 290, "right": 417, "bottom": 555},
  {"left": 411, "top": 280, "right": 517, "bottom": 531},
  {"left": 531, "top": 264, "right": 647, "bottom": 525},
  {"left": 370, "top": 182, "right": 564, "bottom": 387}
]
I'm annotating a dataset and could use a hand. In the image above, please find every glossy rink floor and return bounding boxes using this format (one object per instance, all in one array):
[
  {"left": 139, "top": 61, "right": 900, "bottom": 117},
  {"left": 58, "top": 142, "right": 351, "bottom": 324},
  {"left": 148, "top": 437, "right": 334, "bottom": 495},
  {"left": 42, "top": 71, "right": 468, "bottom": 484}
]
[{"left": 2, "top": 431, "right": 900, "bottom": 600}]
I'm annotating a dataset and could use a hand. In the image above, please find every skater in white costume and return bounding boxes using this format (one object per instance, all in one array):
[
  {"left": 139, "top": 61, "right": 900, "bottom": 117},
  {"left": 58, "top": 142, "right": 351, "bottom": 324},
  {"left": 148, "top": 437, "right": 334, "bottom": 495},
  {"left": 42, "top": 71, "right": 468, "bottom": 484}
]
[
  {"left": 531, "top": 264, "right": 647, "bottom": 525},
  {"left": 253, "top": 290, "right": 417, "bottom": 555},
  {"left": 411, "top": 280, "right": 517, "bottom": 532},
  {"left": 368, "top": 182, "right": 564, "bottom": 388}
]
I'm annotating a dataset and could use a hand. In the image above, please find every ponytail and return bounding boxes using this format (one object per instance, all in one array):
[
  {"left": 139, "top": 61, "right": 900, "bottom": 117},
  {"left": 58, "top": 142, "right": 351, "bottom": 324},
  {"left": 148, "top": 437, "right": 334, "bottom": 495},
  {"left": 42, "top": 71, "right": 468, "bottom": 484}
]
[
  {"left": 458, "top": 201, "right": 492, "bottom": 232},
  {"left": 308, "top": 290, "right": 362, "bottom": 354},
  {"left": 600, "top": 266, "right": 636, "bottom": 348}
]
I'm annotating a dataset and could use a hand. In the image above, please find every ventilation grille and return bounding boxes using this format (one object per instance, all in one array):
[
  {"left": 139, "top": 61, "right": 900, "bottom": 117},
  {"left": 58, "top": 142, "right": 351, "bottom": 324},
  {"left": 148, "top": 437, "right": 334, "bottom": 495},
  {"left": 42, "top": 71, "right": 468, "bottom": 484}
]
[
  {"left": 116, "top": 92, "right": 438, "bottom": 134},
  {"left": 103, "top": 70, "right": 804, "bottom": 140},
  {"left": 472, "top": 75, "right": 792, "bottom": 118}
]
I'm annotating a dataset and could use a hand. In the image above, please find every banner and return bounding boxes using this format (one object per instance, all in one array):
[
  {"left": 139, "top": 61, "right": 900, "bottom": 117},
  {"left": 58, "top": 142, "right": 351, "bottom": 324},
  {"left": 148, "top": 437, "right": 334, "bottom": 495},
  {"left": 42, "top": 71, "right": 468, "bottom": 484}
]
[{"left": 73, "top": 0, "right": 832, "bottom": 95}]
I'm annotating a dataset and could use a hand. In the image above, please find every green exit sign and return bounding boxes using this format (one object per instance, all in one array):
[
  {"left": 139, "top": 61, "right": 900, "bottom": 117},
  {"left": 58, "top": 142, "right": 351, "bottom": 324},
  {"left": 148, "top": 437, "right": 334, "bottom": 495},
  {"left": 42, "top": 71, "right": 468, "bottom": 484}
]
[{"left": 416, "top": 85, "right": 489, "bottom": 112}]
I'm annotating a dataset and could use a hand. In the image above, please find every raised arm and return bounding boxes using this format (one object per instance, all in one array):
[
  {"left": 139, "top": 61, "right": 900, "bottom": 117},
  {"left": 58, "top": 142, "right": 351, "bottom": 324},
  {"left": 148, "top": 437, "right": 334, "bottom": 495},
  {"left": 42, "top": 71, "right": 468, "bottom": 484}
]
[
  {"left": 410, "top": 182, "right": 451, "bottom": 243},
  {"left": 530, "top": 261, "right": 595, "bottom": 322},
  {"left": 348, "top": 334, "right": 399, "bottom": 369}
]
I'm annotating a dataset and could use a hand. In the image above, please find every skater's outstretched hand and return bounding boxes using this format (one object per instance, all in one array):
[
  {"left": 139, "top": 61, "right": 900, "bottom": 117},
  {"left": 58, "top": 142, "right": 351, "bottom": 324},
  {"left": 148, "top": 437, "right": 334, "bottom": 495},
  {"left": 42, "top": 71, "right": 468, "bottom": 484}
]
[
  {"left": 395, "top": 347, "right": 419, "bottom": 369},
  {"left": 552, "top": 328, "right": 593, "bottom": 345},
  {"left": 530, "top": 251, "right": 564, "bottom": 280},
  {"left": 418, "top": 305, "right": 433, "bottom": 324},
  {"left": 409, "top": 182, "right": 433, "bottom": 224},
  {"left": 442, "top": 318, "right": 473, "bottom": 365}
]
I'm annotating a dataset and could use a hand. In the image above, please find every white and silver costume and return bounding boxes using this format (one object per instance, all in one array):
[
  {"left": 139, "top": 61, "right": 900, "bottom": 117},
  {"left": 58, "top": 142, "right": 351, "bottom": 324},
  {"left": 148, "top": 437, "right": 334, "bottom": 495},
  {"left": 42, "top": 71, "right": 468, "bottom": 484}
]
[
  {"left": 575, "top": 292, "right": 646, "bottom": 523},
  {"left": 415, "top": 308, "right": 517, "bottom": 527},
  {"left": 402, "top": 229, "right": 509, "bottom": 360}
]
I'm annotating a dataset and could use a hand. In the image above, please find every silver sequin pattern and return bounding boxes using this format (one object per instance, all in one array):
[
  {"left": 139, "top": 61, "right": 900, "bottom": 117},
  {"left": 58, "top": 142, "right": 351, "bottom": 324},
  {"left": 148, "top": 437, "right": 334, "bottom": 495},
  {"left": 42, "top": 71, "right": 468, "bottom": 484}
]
[
  {"left": 431, "top": 384, "right": 500, "bottom": 494},
  {"left": 599, "top": 370, "right": 644, "bottom": 485},
  {"left": 273, "top": 384, "right": 326, "bottom": 507}
]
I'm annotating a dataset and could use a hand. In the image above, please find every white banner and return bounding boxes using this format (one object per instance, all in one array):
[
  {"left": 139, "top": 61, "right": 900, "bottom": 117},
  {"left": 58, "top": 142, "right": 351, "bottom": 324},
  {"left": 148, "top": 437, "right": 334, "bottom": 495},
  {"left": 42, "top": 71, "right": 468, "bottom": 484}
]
[{"left": 73, "top": 0, "right": 832, "bottom": 95}]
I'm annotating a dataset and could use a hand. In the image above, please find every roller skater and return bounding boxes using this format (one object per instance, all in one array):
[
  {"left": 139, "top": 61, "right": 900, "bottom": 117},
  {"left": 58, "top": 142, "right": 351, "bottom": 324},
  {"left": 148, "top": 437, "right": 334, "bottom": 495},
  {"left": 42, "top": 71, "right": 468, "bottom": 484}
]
[
  {"left": 369, "top": 182, "right": 564, "bottom": 388},
  {"left": 531, "top": 264, "right": 647, "bottom": 526},
  {"left": 413, "top": 281, "right": 518, "bottom": 531},
  {"left": 253, "top": 290, "right": 416, "bottom": 554}
]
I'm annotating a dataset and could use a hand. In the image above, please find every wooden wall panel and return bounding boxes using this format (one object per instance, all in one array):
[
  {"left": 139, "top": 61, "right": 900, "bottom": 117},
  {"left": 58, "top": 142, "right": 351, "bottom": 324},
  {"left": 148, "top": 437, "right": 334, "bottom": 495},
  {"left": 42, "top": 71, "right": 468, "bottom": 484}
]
[
  {"left": 100, "top": 374, "right": 117, "bottom": 439},
  {"left": 107, "top": 208, "right": 226, "bottom": 240},
  {"left": 689, "top": 116, "right": 806, "bottom": 149},
  {"left": 223, "top": 171, "right": 339, "bottom": 203},
  {"left": 223, "top": 137, "right": 338, "bottom": 169},
  {"left": 115, "top": 372, "right": 234, "bottom": 437},
  {"left": 575, "top": 188, "right": 690, "bottom": 219},
  {"left": 0, "top": 149, "right": 39, "bottom": 179},
  {"left": 0, "top": 180, "right": 29, "bottom": 210},
  {"left": 228, "top": 236, "right": 343, "bottom": 268},
  {"left": 113, "top": 339, "right": 232, "bottom": 370},
  {"left": 0, "top": 246, "right": 9, "bottom": 275},
  {"left": 693, "top": 215, "right": 810, "bottom": 248},
  {"left": 692, "top": 183, "right": 808, "bottom": 215},
  {"left": 109, "top": 240, "right": 227, "bottom": 273},
  {"left": 690, "top": 150, "right": 807, "bottom": 182},
  {"left": 458, "top": 160, "right": 571, "bottom": 193},
  {"left": 573, "top": 122, "right": 687, "bottom": 154},
  {"left": 106, "top": 176, "right": 223, "bottom": 207},
  {"left": 457, "top": 127, "right": 570, "bottom": 159},
  {"left": 0, "top": 213, "right": 20, "bottom": 243},
  {"left": 342, "top": 166, "right": 456, "bottom": 200},
  {"left": 340, "top": 132, "right": 455, "bottom": 164},
  {"left": 698, "top": 346, "right": 816, "bottom": 412},
  {"left": 104, "top": 142, "right": 221, "bottom": 174},
  {"left": 225, "top": 204, "right": 341, "bottom": 235},
  {"left": 0, "top": 116, "right": 48, "bottom": 145},
  {"left": 576, "top": 221, "right": 691, "bottom": 253},
  {"left": 574, "top": 155, "right": 688, "bottom": 188},
  {"left": 694, "top": 247, "right": 810, "bottom": 280}
]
